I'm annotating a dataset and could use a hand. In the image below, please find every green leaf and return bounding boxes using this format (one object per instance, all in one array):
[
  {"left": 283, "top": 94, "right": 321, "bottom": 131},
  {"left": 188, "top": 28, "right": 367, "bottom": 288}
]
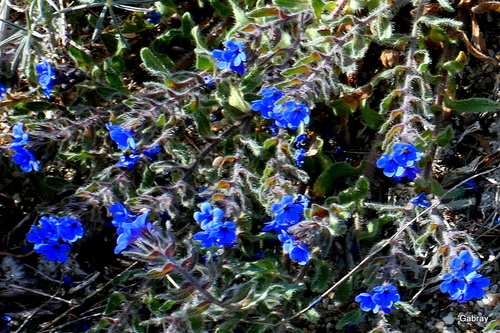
[
  {"left": 397, "top": 301, "right": 421, "bottom": 316},
  {"left": 419, "top": 16, "right": 462, "bottom": 28},
  {"left": 313, "top": 162, "right": 363, "bottom": 197},
  {"left": 437, "top": 125, "right": 453, "bottom": 147},
  {"left": 229, "top": 281, "right": 255, "bottom": 302},
  {"left": 376, "top": 17, "right": 392, "bottom": 39},
  {"left": 330, "top": 99, "right": 354, "bottom": 116},
  {"left": 361, "top": 107, "right": 385, "bottom": 129},
  {"left": 273, "top": 0, "right": 310, "bottom": 11},
  {"left": 437, "top": 0, "right": 454, "bottom": 11},
  {"left": 443, "top": 96, "right": 500, "bottom": 113},
  {"left": 193, "top": 110, "right": 212, "bottom": 137},
  {"left": 103, "top": 292, "right": 126, "bottom": 315},
  {"left": 484, "top": 319, "right": 500, "bottom": 331},
  {"left": 181, "top": 12, "right": 195, "bottom": 40},
  {"left": 430, "top": 178, "right": 445, "bottom": 196},
  {"left": 45, "top": 176, "right": 70, "bottom": 189},
  {"left": 156, "top": 114, "right": 166, "bottom": 126},
  {"left": 311, "top": 0, "right": 325, "bottom": 18},
  {"left": 228, "top": 84, "right": 250, "bottom": 112},
  {"left": 23, "top": 102, "right": 53, "bottom": 112},
  {"left": 96, "top": 87, "right": 127, "bottom": 99},
  {"left": 338, "top": 176, "right": 369, "bottom": 204},
  {"left": 281, "top": 65, "right": 312, "bottom": 76},
  {"left": 248, "top": 7, "right": 281, "bottom": 17},
  {"left": 304, "top": 308, "right": 320, "bottom": 324},
  {"left": 210, "top": 0, "right": 232, "bottom": 16},
  {"left": 333, "top": 280, "right": 353, "bottom": 304},
  {"left": 216, "top": 320, "right": 239, "bottom": 333},
  {"left": 311, "top": 260, "right": 330, "bottom": 292},
  {"left": 335, "top": 310, "right": 363, "bottom": 330},
  {"left": 141, "top": 47, "right": 168, "bottom": 74}
]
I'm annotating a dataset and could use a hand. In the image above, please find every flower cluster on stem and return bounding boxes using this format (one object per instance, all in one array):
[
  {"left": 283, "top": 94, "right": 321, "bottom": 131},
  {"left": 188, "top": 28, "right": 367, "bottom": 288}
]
[
  {"left": 355, "top": 285, "right": 401, "bottom": 313},
  {"left": 26, "top": 216, "right": 84, "bottom": 262},
  {"left": 251, "top": 88, "right": 310, "bottom": 130},
  {"left": 376, "top": 143, "right": 422, "bottom": 180},
  {"left": 440, "top": 250, "right": 490, "bottom": 302},
  {"left": 193, "top": 203, "right": 237, "bottom": 248},
  {"left": 10, "top": 124, "right": 40, "bottom": 172}
]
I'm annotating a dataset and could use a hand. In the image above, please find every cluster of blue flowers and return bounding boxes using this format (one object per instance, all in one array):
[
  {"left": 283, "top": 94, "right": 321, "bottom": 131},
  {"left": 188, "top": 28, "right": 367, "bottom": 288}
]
[
  {"left": 26, "top": 216, "right": 84, "bottom": 262},
  {"left": 263, "top": 195, "right": 310, "bottom": 265},
  {"left": 212, "top": 40, "right": 247, "bottom": 74},
  {"left": 106, "top": 124, "right": 161, "bottom": 169},
  {"left": 251, "top": 88, "right": 310, "bottom": 131},
  {"left": 10, "top": 123, "right": 40, "bottom": 172},
  {"left": 411, "top": 192, "right": 430, "bottom": 208},
  {"left": 355, "top": 285, "right": 401, "bottom": 313},
  {"left": 193, "top": 203, "right": 237, "bottom": 248},
  {"left": 263, "top": 195, "right": 308, "bottom": 232},
  {"left": 109, "top": 202, "right": 153, "bottom": 254},
  {"left": 376, "top": 143, "right": 422, "bottom": 180},
  {"left": 440, "top": 250, "right": 490, "bottom": 302},
  {"left": 37, "top": 59, "right": 54, "bottom": 98}
]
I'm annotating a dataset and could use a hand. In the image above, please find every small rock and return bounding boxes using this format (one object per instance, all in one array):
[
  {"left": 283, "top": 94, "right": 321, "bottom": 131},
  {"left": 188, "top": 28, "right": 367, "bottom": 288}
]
[
  {"left": 435, "top": 321, "right": 445, "bottom": 330},
  {"left": 443, "top": 313, "right": 454, "bottom": 325},
  {"left": 442, "top": 327, "right": 455, "bottom": 333}
]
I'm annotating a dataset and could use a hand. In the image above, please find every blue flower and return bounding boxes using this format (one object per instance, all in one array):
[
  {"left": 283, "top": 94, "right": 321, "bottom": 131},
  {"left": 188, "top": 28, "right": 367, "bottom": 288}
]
[
  {"left": 263, "top": 195, "right": 304, "bottom": 233},
  {"left": 143, "top": 145, "right": 162, "bottom": 161},
  {"left": 462, "top": 179, "right": 479, "bottom": 193},
  {"left": 398, "top": 165, "right": 421, "bottom": 180},
  {"left": 376, "top": 143, "right": 423, "bottom": 180},
  {"left": 274, "top": 101, "right": 310, "bottom": 130},
  {"left": 11, "top": 123, "right": 29, "bottom": 147},
  {"left": 295, "top": 194, "right": 309, "bottom": 208},
  {"left": 38, "top": 240, "right": 71, "bottom": 262},
  {"left": 0, "top": 83, "right": 6, "bottom": 96},
  {"left": 57, "top": 217, "right": 84, "bottom": 243},
  {"left": 203, "top": 75, "right": 214, "bottom": 86},
  {"left": 193, "top": 203, "right": 237, "bottom": 248},
  {"left": 115, "top": 212, "right": 151, "bottom": 254},
  {"left": 212, "top": 40, "right": 247, "bottom": 74},
  {"left": 116, "top": 154, "right": 141, "bottom": 169},
  {"left": 290, "top": 243, "right": 310, "bottom": 265},
  {"left": 460, "top": 272, "right": 490, "bottom": 301},
  {"left": 26, "top": 216, "right": 83, "bottom": 262},
  {"left": 194, "top": 202, "right": 224, "bottom": 229},
  {"left": 109, "top": 202, "right": 137, "bottom": 231},
  {"left": 211, "top": 221, "right": 237, "bottom": 247},
  {"left": 355, "top": 293, "right": 379, "bottom": 313},
  {"left": 278, "top": 231, "right": 296, "bottom": 253},
  {"left": 272, "top": 195, "right": 304, "bottom": 224},
  {"left": 372, "top": 285, "right": 400, "bottom": 310},
  {"left": 36, "top": 59, "right": 54, "bottom": 98},
  {"left": 147, "top": 11, "right": 162, "bottom": 24},
  {"left": 251, "top": 88, "right": 284, "bottom": 119},
  {"left": 27, "top": 225, "right": 54, "bottom": 251},
  {"left": 106, "top": 124, "right": 137, "bottom": 152},
  {"left": 392, "top": 143, "right": 422, "bottom": 167},
  {"left": 278, "top": 231, "right": 310, "bottom": 265},
  {"left": 411, "top": 192, "right": 430, "bottom": 208},
  {"left": 294, "top": 148, "right": 307, "bottom": 167},
  {"left": 440, "top": 273, "right": 466, "bottom": 299},
  {"left": 450, "top": 250, "right": 480, "bottom": 277},
  {"left": 11, "top": 147, "right": 40, "bottom": 172},
  {"left": 356, "top": 285, "right": 400, "bottom": 313},
  {"left": 376, "top": 154, "right": 402, "bottom": 177},
  {"left": 294, "top": 133, "right": 307, "bottom": 148}
]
